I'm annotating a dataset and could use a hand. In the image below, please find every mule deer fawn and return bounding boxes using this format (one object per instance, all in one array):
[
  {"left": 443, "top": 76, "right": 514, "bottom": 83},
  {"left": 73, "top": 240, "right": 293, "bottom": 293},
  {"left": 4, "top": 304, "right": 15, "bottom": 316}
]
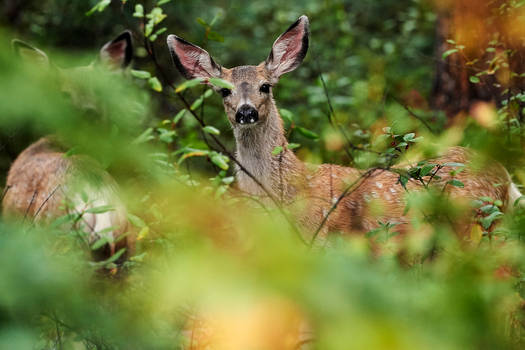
[
  {"left": 3, "top": 32, "right": 135, "bottom": 262},
  {"left": 167, "top": 16, "right": 521, "bottom": 242}
]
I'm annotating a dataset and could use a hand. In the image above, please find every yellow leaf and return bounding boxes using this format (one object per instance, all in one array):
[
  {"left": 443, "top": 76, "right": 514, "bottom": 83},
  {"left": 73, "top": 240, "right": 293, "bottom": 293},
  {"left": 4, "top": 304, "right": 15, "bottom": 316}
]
[
  {"left": 137, "top": 226, "right": 150, "bottom": 241},
  {"left": 470, "top": 224, "right": 483, "bottom": 243}
]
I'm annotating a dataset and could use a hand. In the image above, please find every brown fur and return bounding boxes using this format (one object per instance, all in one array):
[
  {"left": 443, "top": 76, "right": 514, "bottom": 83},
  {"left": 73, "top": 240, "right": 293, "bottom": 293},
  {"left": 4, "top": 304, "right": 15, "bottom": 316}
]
[
  {"left": 167, "top": 16, "right": 517, "bottom": 243},
  {"left": 3, "top": 33, "right": 135, "bottom": 262},
  {"left": 2, "top": 137, "right": 133, "bottom": 261}
]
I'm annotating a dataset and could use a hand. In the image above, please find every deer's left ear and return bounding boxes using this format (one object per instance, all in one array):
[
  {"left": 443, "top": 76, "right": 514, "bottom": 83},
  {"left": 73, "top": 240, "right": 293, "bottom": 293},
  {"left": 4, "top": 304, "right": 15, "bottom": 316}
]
[
  {"left": 100, "top": 30, "right": 133, "bottom": 69},
  {"left": 265, "top": 15, "right": 309, "bottom": 80}
]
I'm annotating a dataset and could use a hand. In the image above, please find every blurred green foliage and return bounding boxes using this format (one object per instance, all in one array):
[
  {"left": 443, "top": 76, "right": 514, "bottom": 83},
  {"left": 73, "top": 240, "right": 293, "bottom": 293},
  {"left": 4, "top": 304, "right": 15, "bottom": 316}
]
[{"left": 1, "top": 0, "right": 525, "bottom": 349}]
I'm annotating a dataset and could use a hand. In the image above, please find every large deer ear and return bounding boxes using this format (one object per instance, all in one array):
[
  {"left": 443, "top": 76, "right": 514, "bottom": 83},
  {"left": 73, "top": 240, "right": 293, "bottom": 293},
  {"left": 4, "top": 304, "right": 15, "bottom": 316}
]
[
  {"left": 12, "top": 39, "right": 50, "bottom": 68},
  {"left": 265, "top": 15, "right": 309, "bottom": 80},
  {"left": 99, "top": 30, "right": 133, "bottom": 69},
  {"left": 166, "top": 34, "right": 221, "bottom": 80}
]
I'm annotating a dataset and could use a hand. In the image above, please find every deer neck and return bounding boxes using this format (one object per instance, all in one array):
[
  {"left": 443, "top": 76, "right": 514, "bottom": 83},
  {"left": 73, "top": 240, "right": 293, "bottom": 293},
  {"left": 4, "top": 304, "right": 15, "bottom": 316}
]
[{"left": 233, "top": 103, "right": 304, "bottom": 201}]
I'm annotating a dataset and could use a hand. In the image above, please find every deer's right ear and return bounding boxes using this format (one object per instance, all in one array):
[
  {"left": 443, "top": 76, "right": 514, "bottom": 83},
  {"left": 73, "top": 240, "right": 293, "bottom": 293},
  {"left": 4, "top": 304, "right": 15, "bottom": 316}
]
[
  {"left": 11, "top": 39, "right": 50, "bottom": 68},
  {"left": 167, "top": 35, "right": 221, "bottom": 80}
]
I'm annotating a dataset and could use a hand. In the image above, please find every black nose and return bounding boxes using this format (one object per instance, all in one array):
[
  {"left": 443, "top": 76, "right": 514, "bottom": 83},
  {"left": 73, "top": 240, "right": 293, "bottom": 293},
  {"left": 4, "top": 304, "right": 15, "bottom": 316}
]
[{"left": 235, "top": 105, "right": 259, "bottom": 125}]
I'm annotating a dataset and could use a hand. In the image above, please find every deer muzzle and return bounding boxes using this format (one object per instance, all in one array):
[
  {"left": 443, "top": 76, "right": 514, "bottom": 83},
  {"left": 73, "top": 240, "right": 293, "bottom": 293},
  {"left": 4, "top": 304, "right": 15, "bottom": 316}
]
[{"left": 235, "top": 104, "right": 259, "bottom": 125}]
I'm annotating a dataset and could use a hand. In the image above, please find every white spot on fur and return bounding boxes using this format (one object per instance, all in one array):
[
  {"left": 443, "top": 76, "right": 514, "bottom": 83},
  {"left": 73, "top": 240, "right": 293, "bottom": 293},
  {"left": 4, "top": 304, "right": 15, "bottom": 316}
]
[
  {"left": 376, "top": 182, "right": 383, "bottom": 189},
  {"left": 390, "top": 188, "right": 396, "bottom": 194},
  {"left": 509, "top": 182, "right": 523, "bottom": 210}
]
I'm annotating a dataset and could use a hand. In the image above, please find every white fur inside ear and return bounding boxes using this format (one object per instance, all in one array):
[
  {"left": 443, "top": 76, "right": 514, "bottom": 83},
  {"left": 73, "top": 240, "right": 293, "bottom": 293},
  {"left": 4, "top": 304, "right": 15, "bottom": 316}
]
[
  {"left": 266, "top": 16, "right": 308, "bottom": 78},
  {"left": 100, "top": 40, "right": 127, "bottom": 68},
  {"left": 267, "top": 37, "right": 300, "bottom": 75},
  {"left": 170, "top": 36, "right": 220, "bottom": 79},
  {"left": 17, "top": 46, "right": 50, "bottom": 67}
]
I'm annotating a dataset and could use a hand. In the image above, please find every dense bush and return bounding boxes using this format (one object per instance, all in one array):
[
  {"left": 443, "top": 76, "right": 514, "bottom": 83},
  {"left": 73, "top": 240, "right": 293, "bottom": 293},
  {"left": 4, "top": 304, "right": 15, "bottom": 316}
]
[{"left": 0, "top": 0, "right": 524, "bottom": 349}]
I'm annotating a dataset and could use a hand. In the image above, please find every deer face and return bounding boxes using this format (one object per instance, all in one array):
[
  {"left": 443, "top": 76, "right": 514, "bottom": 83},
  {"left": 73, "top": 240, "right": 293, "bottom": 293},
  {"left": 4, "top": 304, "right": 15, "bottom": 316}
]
[
  {"left": 12, "top": 31, "right": 133, "bottom": 112},
  {"left": 167, "top": 16, "right": 309, "bottom": 129}
]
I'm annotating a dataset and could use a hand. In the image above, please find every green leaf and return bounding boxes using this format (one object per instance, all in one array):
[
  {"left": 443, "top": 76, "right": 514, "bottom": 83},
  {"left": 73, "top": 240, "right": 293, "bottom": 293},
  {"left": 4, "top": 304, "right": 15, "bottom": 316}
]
[
  {"left": 133, "top": 4, "right": 144, "bottom": 17},
  {"left": 447, "top": 179, "right": 464, "bottom": 188},
  {"left": 157, "top": 0, "right": 171, "bottom": 5},
  {"left": 469, "top": 76, "right": 480, "bottom": 84},
  {"left": 148, "top": 77, "right": 163, "bottom": 92},
  {"left": 296, "top": 127, "right": 319, "bottom": 140},
  {"left": 210, "top": 153, "right": 229, "bottom": 170},
  {"left": 175, "top": 78, "right": 203, "bottom": 93},
  {"left": 280, "top": 109, "right": 294, "bottom": 123},
  {"left": 133, "top": 127, "right": 155, "bottom": 144},
  {"left": 196, "top": 17, "right": 208, "bottom": 27},
  {"left": 203, "top": 89, "right": 213, "bottom": 98},
  {"left": 287, "top": 143, "right": 300, "bottom": 150},
  {"left": 128, "top": 213, "right": 146, "bottom": 228},
  {"left": 208, "top": 77, "right": 234, "bottom": 90},
  {"left": 158, "top": 128, "right": 176, "bottom": 143},
  {"left": 91, "top": 237, "right": 109, "bottom": 251},
  {"left": 399, "top": 175, "right": 409, "bottom": 188},
  {"left": 514, "top": 196, "right": 525, "bottom": 207},
  {"left": 480, "top": 211, "right": 503, "bottom": 229},
  {"left": 190, "top": 96, "right": 204, "bottom": 110},
  {"left": 173, "top": 109, "right": 187, "bottom": 123},
  {"left": 480, "top": 196, "right": 494, "bottom": 203},
  {"left": 471, "top": 199, "right": 485, "bottom": 208},
  {"left": 222, "top": 176, "right": 235, "bottom": 185},
  {"left": 105, "top": 248, "right": 127, "bottom": 265},
  {"left": 479, "top": 204, "right": 498, "bottom": 214},
  {"left": 207, "top": 30, "right": 224, "bottom": 42},
  {"left": 443, "top": 162, "right": 465, "bottom": 168},
  {"left": 272, "top": 146, "right": 284, "bottom": 155},
  {"left": 145, "top": 21, "right": 154, "bottom": 37},
  {"left": 403, "top": 133, "right": 415, "bottom": 141},
  {"left": 146, "top": 7, "right": 167, "bottom": 25},
  {"left": 442, "top": 48, "right": 458, "bottom": 59},
  {"left": 420, "top": 164, "right": 436, "bottom": 177},
  {"left": 63, "top": 147, "right": 78, "bottom": 158},
  {"left": 85, "top": 205, "right": 115, "bottom": 214},
  {"left": 86, "top": 0, "right": 111, "bottom": 16},
  {"left": 131, "top": 69, "right": 151, "bottom": 79},
  {"left": 203, "top": 126, "right": 220, "bottom": 135},
  {"left": 179, "top": 150, "right": 209, "bottom": 163}
]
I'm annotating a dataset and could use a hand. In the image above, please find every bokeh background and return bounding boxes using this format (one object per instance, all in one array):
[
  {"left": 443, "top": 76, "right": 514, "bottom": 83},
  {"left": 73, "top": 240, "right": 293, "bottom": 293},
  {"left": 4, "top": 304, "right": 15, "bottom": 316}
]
[{"left": 0, "top": 0, "right": 524, "bottom": 349}]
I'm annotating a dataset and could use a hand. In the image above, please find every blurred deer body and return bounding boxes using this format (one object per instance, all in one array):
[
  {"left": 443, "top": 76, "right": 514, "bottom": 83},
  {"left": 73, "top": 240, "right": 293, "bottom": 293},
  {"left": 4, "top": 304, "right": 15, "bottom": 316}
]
[
  {"left": 167, "top": 16, "right": 519, "bottom": 239},
  {"left": 2, "top": 32, "right": 135, "bottom": 260}
]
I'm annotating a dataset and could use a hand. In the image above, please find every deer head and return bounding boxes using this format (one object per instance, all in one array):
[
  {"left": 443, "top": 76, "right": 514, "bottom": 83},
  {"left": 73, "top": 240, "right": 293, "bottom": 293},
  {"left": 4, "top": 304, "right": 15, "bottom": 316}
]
[
  {"left": 12, "top": 31, "right": 133, "bottom": 112},
  {"left": 167, "top": 16, "right": 309, "bottom": 128}
]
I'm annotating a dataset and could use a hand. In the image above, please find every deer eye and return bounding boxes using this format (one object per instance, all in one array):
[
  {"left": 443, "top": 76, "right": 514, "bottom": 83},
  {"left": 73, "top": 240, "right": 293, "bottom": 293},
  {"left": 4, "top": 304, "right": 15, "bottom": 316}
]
[
  {"left": 259, "top": 83, "right": 271, "bottom": 93},
  {"left": 220, "top": 88, "right": 231, "bottom": 98}
]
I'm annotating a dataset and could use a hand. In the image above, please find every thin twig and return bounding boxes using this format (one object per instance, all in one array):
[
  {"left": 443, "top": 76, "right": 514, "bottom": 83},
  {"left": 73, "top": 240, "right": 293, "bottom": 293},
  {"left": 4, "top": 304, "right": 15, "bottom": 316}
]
[
  {"left": 309, "top": 168, "right": 379, "bottom": 246},
  {"left": 1, "top": 185, "right": 11, "bottom": 202},
  {"left": 390, "top": 95, "right": 437, "bottom": 134},
  {"left": 32, "top": 185, "right": 61, "bottom": 222},
  {"left": 23, "top": 190, "right": 38, "bottom": 222},
  {"left": 137, "top": 21, "right": 306, "bottom": 243},
  {"left": 315, "top": 60, "right": 382, "bottom": 156}
]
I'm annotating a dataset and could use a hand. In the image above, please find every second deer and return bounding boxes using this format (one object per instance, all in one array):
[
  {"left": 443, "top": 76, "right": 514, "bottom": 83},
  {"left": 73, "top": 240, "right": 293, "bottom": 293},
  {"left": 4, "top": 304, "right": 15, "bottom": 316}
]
[
  {"left": 167, "top": 16, "right": 521, "bottom": 243},
  {"left": 3, "top": 32, "right": 135, "bottom": 263}
]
